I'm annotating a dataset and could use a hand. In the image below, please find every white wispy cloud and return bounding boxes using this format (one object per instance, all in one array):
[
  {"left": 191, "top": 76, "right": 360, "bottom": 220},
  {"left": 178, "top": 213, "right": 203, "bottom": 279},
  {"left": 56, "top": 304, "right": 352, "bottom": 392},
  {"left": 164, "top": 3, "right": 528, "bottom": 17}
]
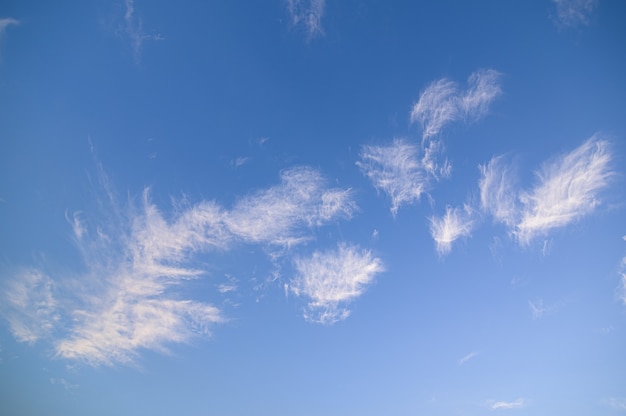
[
  {"left": 408, "top": 69, "right": 501, "bottom": 178},
  {"left": 619, "top": 244, "right": 626, "bottom": 306},
  {"left": 50, "top": 377, "right": 79, "bottom": 393},
  {"left": 410, "top": 69, "right": 502, "bottom": 140},
  {"left": 54, "top": 189, "right": 228, "bottom": 366},
  {"left": 604, "top": 397, "right": 626, "bottom": 411},
  {"left": 2, "top": 164, "right": 357, "bottom": 366},
  {"left": 516, "top": 136, "right": 613, "bottom": 245},
  {"left": 2, "top": 269, "right": 59, "bottom": 344},
  {"left": 410, "top": 79, "right": 459, "bottom": 140},
  {"left": 225, "top": 167, "right": 355, "bottom": 246},
  {"left": 357, "top": 139, "right": 429, "bottom": 215},
  {"left": 121, "top": 0, "right": 163, "bottom": 64},
  {"left": 217, "top": 274, "right": 238, "bottom": 294},
  {"left": 528, "top": 299, "right": 548, "bottom": 319},
  {"left": 552, "top": 0, "right": 598, "bottom": 27},
  {"left": 458, "top": 350, "right": 479, "bottom": 365},
  {"left": 488, "top": 398, "right": 526, "bottom": 410},
  {"left": 0, "top": 17, "right": 19, "bottom": 61},
  {"left": 479, "top": 155, "right": 519, "bottom": 227},
  {"left": 290, "top": 243, "right": 384, "bottom": 325},
  {"left": 286, "top": 0, "right": 325, "bottom": 40},
  {"left": 429, "top": 205, "right": 474, "bottom": 256},
  {"left": 0, "top": 17, "right": 19, "bottom": 41},
  {"left": 231, "top": 156, "right": 250, "bottom": 168}
]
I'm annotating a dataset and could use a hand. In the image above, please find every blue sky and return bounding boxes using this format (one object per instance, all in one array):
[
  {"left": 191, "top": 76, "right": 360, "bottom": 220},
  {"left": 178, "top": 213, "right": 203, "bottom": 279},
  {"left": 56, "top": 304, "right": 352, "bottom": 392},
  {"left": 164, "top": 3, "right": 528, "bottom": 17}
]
[{"left": 1, "top": 0, "right": 625, "bottom": 414}]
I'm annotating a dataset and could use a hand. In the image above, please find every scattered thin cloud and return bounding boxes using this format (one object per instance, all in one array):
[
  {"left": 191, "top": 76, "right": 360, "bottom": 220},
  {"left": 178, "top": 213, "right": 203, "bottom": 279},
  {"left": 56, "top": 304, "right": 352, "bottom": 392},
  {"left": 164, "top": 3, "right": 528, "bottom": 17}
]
[
  {"left": 50, "top": 377, "right": 79, "bottom": 393},
  {"left": 2, "top": 269, "right": 59, "bottom": 344},
  {"left": 458, "top": 350, "right": 479, "bottom": 365},
  {"left": 528, "top": 298, "right": 549, "bottom": 319},
  {"left": 286, "top": 0, "right": 325, "bottom": 40},
  {"left": 604, "top": 397, "right": 626, "bottom": 411},
  {"left": 516, "top": 136, "right": 613, "bottom": 245},
  {"left": 231, "top": 156, "right": 250, "bottom": 168},
  {"left": 410, "top": 69, "right": 502, "bottom": 140},
  {"left": 357, "top": 139, "right": 429, "bottom": 215},
  {"left": 552, "top": 0, "right": 598, "bottom": 28},
  {"left": 358, "top": 70, "right": 501, "bottom": 216},
  {"left": 217, "top": 274, "right": 238, "bottom": 294},
  {"left": 429, "top": 205, "right": 474, "bottom": 256},
  {"left": 290, "top": 243, "right": 384, "bottom": 325},
  {"left": 120, "top": 0, "right": 163, "bottom": 64},
  {"left": 488, "top": 398, "right": 526, "bottom": 410}
]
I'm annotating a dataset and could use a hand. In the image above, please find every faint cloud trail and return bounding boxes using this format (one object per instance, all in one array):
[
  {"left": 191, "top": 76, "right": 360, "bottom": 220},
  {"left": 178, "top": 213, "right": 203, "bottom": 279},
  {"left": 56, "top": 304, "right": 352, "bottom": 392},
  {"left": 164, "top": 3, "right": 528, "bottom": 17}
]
[{"left": 286, "top": 0, "right": 326, "bottom": 40}]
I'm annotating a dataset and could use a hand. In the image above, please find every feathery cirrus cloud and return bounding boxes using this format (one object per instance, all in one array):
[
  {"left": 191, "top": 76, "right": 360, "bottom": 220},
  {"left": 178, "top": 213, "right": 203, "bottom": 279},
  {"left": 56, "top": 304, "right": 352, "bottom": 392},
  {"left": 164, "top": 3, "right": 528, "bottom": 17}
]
[
  {"left": 515, "top": 136, "right": 613, "bottom": 245},
  {"left": 429, "top": 205, "right": 474, "bottom": 256},
  {"left": 357, "top": 139, "right": 429, "bottom": 215},
  {"left": 1, "top": 165, "right": 360, "bottom": 366},
  {"left": 290, "top": 243, "right": 384, "bottom": 324},
  {"left": 410, "top": 69, "right": 502, "bottom": 141},
  {"left": 358, "top": 70, "right": 501, "bottom": 215},
  {"left": 431, "top": 135, "right": 613, "bottom": 255}
]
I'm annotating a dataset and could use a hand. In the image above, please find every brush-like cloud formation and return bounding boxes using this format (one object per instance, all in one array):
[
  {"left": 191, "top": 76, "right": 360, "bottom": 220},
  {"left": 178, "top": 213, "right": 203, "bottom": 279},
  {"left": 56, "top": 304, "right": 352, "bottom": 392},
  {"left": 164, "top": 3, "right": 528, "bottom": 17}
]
[
  {"left": 121, "top": 0, "right": 163, "bottom": 64},
  {"left": 488, "top": 398, "right": 525, "bottom": 410},
  {"left": 225, "top": 167, "right": 355, "bottom": 246},
  {"left": 479, "top": 155, "right": 519, "bottom": 227},
  {"left": 410, "top": 69, "right": 502, "bottom": 140},
  {"left": 431, "top": 135, "right": 613, "bottom": 255},
  {"left": 429, "top": 205, "right": 474, "bottom": 256},
  {"left": 290, "top": 243, "right": 383, "bottom": 324},
  {"left": 52, "top": 190, "right": 227, "bottom": 366},
  {"left": 516, "top": 136, "right": 612, "bottom": 245},
  {"left": 552, "top": 0, "right": 598, "bottom": 27},
  {"left": 1, "top": 165, "right": 357, "bottom": 366},
  {"left": 286, "top": 0, "right": 325, "bottom": 40},
  {"left": 357, "top": 139, "right": 428, "bottom": 215},
  {"left": 358, "top": 70, "right": 501, "bottom": 215},
  {"left": 477, "top": 135, "right": 613, "bottom": 246}
]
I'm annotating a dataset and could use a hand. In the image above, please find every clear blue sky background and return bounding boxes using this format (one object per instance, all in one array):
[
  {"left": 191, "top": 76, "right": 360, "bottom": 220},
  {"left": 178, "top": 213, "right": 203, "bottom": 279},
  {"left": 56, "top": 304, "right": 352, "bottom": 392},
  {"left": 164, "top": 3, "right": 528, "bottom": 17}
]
[{"left": 1, "top": 1, "right": 625, "bottom": 415}]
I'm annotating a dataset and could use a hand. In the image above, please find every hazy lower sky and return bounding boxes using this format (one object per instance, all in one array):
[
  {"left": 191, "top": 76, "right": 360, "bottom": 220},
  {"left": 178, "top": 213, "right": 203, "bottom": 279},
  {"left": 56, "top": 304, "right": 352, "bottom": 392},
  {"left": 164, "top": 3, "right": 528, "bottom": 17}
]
[{"left": 1, "top": 1, "right": 625, "bottom": 415}]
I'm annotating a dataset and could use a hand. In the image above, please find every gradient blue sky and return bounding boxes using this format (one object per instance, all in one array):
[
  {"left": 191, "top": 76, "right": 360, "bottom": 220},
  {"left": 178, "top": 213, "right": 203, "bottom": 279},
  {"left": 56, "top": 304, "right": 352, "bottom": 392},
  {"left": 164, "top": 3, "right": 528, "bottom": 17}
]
[{"left": 1, "top": 1, "right": 626, "bottom": 415}]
